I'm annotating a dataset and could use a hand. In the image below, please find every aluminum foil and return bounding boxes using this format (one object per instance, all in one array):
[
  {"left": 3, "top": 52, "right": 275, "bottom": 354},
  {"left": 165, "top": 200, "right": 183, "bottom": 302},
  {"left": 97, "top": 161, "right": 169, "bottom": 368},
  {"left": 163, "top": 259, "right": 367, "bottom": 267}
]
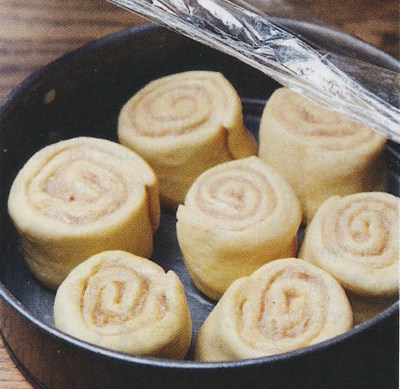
[{"left": 109, "top": 0, "right": 400, "bottom": 141}]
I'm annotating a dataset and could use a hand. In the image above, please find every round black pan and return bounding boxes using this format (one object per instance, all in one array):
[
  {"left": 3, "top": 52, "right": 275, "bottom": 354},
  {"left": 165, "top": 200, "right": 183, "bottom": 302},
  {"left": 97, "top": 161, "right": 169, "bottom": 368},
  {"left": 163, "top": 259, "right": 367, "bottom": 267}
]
[{"left": 0, "top": 21, "right": 399, "bottom": 389}]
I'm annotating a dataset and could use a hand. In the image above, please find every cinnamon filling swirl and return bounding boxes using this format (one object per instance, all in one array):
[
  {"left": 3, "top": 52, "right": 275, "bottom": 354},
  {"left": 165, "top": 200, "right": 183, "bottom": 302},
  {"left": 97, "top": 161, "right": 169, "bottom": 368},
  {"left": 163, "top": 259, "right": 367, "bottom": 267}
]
[
  {"left": 194, "top": 258, "right": 352, "bottom": 361},
  {"left": 118, "top": 70, "right": 257, "bottom": 208},
  {"left": 131, "top": 85, "right": 215, "bottom": 137},
  {"left": 8, "top": 137, "right": 160, "bottom": 289},
  {"left": 191, "top": 166, "right": 277, "bottom": 231},
  {"left": 299, "top": 192, "right": 399, "bottom": 323},
  {"left": 327, "top": 199, "right": 395, "bottom": 262},
  {"left": 81, "top": 260, "right": 167, "bottom": 334},
  {"left": 177, "top": 157, "right": 301, "bottom": 300},
  {"left": 30, "top": 149, "right": 128, "bottom": 224},
  {"left": 284, "top": 95, "right": 374, "bottom": 149},
  {"left": 54, "top": 251, "right": 192, "bottom": 359},
  {"left": 258, "top": 87, "right": 387, "bottom": 222},
  {"left": 237, "top": 266, "right": 328, "bottom": 352}
]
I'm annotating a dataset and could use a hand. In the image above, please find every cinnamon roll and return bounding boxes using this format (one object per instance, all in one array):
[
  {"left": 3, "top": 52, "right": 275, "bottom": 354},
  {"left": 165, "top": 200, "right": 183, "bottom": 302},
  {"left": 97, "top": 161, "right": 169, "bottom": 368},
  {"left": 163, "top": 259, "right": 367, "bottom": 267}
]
[
  {"left": 195, "top": 258, "right": 352, "bottom": 361},
  {"left": 54, "top": 250, "right": 191, "bottom": 359},
  {"left": 299, "top": 192, "right": 399, "bottom": 324},
  {"left": 258, "top": 87, "right": 387, "bottom": 222},
  {"left": 118, "top": 71, "right": 257, "bottom": 208},
  {"left": 176, "top": 156, "right": 302, "bottom": 300},
  {"left": 8, "top": 137, "right": 160, "bottom": 289}
]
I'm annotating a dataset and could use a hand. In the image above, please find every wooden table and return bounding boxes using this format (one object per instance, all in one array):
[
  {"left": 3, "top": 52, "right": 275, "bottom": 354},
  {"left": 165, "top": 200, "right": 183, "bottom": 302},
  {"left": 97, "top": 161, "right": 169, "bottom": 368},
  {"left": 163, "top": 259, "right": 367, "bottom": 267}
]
[{"left": 0, "top": 0, "right": 398, "bottom": 387}]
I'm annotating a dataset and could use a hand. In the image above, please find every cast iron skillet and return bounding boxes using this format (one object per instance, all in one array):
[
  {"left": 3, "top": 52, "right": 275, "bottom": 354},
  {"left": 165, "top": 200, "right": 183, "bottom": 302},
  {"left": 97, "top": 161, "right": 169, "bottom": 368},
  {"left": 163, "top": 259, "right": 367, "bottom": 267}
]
[{"left": 0, "top": 22, "right": 399, "bottom": 389}]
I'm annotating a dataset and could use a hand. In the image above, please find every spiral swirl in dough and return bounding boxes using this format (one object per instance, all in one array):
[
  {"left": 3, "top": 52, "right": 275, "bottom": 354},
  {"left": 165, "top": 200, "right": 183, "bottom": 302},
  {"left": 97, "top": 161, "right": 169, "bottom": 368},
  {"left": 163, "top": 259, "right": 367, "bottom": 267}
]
[
  {"left": 299, "top": 192, "right": 399, "bottom": 323},
  {"left": 54, "top": 251, "right": 191, "bottom": 359},
  {"left": 258, "top": 87, "right": 387, "bottom": 222},
  {"left": 118, "top": 71, "right": 256, "bottom": 208},
  {"left": 8, "top": 137, "right": 160, "bottom": 289},
  {"left": 176, "top": 156, "right": 302, "bottom": 300},
  {"left": 195, "top": 258, "right": 352, "bottom": 361}
]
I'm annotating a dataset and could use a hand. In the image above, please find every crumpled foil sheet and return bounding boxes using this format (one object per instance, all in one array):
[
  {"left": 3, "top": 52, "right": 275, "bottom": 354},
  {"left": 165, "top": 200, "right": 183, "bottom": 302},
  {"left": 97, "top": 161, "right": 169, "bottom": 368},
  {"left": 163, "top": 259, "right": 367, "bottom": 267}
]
[{"left": 109, "top": 0, "right": 400, "bottom": 142}]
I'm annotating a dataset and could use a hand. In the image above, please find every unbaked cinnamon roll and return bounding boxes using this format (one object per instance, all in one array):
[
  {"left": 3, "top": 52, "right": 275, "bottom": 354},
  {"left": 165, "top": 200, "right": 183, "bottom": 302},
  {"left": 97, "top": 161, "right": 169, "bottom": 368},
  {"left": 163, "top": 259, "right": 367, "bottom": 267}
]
[
  {"left": 118, "top": 71, "right": 257, "bottom": 208},
  {"left": 8, "top": 137, "right": 160, "bottom": 289},
  {"left": 258, "top": 87, "right": 387, "bottom": 223},
  {"left": 176, "top": 156, "right": 302, "bottom": 300},
  {"left": 195, "top": 258, "right": 352, "bottom": 361},
  {"left": 54, "top": 250, "right": 191, "bottom": 359},
  {"left": 299, "top": 192, "right": 399, "bottom": 324}
]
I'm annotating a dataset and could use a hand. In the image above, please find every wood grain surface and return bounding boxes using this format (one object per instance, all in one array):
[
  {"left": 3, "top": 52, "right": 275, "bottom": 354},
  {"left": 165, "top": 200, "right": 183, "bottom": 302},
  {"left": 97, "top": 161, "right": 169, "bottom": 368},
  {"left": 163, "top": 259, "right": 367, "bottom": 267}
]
[{"left": 0, "top": 0, "right": 398, "bottom": 388}]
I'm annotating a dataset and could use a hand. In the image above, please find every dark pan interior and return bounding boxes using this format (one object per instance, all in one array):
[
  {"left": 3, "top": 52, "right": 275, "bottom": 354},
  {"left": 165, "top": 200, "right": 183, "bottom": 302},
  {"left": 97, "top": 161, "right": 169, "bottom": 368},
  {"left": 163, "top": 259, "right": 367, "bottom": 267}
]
[{"left": 0, "top": 22, "right": 399, "bottom": 389}]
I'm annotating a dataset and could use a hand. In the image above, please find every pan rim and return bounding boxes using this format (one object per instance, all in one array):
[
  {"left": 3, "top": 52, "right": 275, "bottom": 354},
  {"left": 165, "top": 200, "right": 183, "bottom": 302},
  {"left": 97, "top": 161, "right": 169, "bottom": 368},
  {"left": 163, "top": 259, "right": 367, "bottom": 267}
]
[{"left": 1, "top": 280, "right": 398, "bottom": 369}]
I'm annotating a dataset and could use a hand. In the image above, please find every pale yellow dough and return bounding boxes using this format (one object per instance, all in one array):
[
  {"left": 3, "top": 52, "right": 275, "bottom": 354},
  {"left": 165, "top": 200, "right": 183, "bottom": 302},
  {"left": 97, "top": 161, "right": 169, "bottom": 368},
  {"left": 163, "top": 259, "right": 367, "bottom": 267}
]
[
  {"left": 258, "top": 87, "right": 387, "bottom": 223},
  {"left": 8, "top": 137, "right": 160, "bottom": 289},
  {"left": 195, "top": 258, "right": 353, "bottom": 361},
  {"left": 54, "top": 250, "right": 192, "bottom": 359},
  {"left": 118, "top": 70, "right": 257, "bottom": 208},
  {"left": 299, "top": 192, "right": 399, "bottom": 324},
  {"left": 176, "top": 156, "right": 302, "bottom": 300}
]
